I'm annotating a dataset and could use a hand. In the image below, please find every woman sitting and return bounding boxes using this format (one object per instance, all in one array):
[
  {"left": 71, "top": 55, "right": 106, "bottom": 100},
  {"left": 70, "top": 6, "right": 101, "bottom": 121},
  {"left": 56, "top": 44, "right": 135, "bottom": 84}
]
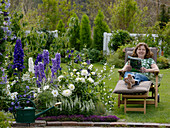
[{"left": 122, "top": 42, "right": 159, "bottom": 89}]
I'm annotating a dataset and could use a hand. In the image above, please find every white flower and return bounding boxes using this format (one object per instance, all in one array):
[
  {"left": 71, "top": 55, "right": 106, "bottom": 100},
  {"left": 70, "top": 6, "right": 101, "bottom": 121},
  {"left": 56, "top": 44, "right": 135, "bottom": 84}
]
[
  {"left": 62, "top": 89, "right": 72, "bottom": 97},
  {"left": 88, "top": 64, "right": 93, "bottom": 70},
  {"left": 43, "top": 85, "right": 49, "bottom": 90},
  {"left": 28, "top": 57, "right": 35, "bottom": 73},
  {"left": 82, "top": 62, "right": 87, "bottom": 65},
  {"left": 103, "top": 66, "right": 106, "bottom": 70},
  {"left": 52, "top": 90, "right": 58, "bottom": 97},
  {"left": 91, "top": 72, "right": 95, "bottom": 75},
  {"left": 87, "top": 77, "right": 94, "bottom": 83},
  {"left": 22, "top": 73, "right": 30, "bottom": 81},
  {"left": 70, "top": 72, "right": 73, "bottom": 76},
  {"left": 37, "top": 88, "right": 42, "bottom": 93},
  {"left": 101, "top": 70, "right": 103, "bottom": 73},
  {"left": 58, "top": 75, "right": 64, "bottom": 81},
  {"left": 81, "top": 69, "right": 88, "bottom": 76},
  {"left": 10, "top": 92, "right": 18, "bottom": 100},
  {"left": 104, "top": 63, "right": 107, "bottom": 65},
  {"left": 68, "top": 84, "right": 75, "bottom": 90},
  {"left": 76, "top": 72, "right": 80, "bottom": 76},
  {"left": 34, "top": 93, "right": 37, "bottom": 98},
  {"left": 73, "top": 69, "right": 77, "bottom": 72},
  {"left": 94, "top": 82, "right": 99, "bottom": 86},
  {"left": 80, "top": 78, "right": 85, "bottom": 83}
]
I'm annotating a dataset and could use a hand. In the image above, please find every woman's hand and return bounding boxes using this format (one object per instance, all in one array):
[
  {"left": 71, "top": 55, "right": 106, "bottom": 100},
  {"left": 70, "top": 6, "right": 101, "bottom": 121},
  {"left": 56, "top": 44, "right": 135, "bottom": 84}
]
[
  {"left": 123, "top": 65, "right": 132, "bottom": 72},
  {"left": 140, "top": 67, "right": 148, "bottom": 73}
]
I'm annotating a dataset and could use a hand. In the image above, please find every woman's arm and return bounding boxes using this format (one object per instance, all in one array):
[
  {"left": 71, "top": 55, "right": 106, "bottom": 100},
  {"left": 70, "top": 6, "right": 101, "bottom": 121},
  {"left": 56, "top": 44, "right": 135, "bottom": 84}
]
[{"left": 141, "top": 64, "right": 159, "bottom": 73}]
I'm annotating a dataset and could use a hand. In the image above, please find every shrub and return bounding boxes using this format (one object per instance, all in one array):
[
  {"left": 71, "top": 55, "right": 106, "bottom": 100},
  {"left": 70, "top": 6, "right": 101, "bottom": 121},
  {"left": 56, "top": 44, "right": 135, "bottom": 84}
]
[
  {"left": 93, "top": 10, "right": 110, "bottom": 51},
  {"left": 157, "top": 56, "right": 170, "bottom": 69},
  {"left": 80, "top": 14, "right": 92, "bottom": 50},
  {"left": 56, "top": 19, "right": 66, "bottom": 37},
  {"left": 0, "top": 111, "right": 13, "bottom": 128},
  {"left": 108, "top": 29, "right": 133, "bottom": 52}
]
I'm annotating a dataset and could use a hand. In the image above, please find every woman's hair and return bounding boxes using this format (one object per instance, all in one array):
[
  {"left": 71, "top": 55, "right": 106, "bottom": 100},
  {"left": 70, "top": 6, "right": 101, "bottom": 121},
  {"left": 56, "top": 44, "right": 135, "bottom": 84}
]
[{"left": 131, "top": 42, "right": 154, "bottom": 58}]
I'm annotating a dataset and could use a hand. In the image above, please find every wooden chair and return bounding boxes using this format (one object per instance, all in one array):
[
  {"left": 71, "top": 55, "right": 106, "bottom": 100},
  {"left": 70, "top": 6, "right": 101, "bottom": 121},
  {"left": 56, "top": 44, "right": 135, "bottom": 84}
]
[{"left": 113, "top": 47, "right": 159, "bottom": 114}]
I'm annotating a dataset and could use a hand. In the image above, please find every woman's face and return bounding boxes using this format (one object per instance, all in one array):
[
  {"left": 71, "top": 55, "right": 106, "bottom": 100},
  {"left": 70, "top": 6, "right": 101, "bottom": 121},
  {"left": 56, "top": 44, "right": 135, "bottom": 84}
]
[{"left": 136, "top": 45, "right": 146, "bottom": 59}]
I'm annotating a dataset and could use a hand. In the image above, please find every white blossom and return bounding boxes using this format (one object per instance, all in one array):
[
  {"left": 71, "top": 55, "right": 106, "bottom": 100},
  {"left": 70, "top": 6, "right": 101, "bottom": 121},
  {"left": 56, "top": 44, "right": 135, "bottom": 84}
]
[
  {"left": 58, "top": 75, "right": 64, "bottom": 81},
  {"left": 81, "top": 69, "right": 88, "bottom": 76},
  {"left": 68, "top": 84, "right": 75, "bottom": 90},
  {"left": 62, "top": 89, "right": 72, "bottom": 97},
  {"left": 88, "top": 64, "right": 93, "bottom": 70},
  {"left": 87, "top": 77, "right": 94, "bottom": 83},
  {"left": 73, "top": 69, "right": 77, "bottom": 72},
  {"left": 91, "top": 72, "right": 95, "bottom": 75},
  {"left": 52, "top": 90, "right": 58, "bottom": 97},
  {"left": 43, "top": 85, "right": 49, "bottom": 90}
]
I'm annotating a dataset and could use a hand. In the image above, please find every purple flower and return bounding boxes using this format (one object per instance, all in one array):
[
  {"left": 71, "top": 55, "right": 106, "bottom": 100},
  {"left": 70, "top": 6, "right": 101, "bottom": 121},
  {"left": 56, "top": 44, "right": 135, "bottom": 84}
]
[
  {"left": 35, "top": 54, "right": 43, "bottom": 65},
  {"left": 38, "top": 62, "right": 46, "bottom": 82},
  {"left": 66, "top": 50, "right": 69, "bottom": 53},
  {"left": 55, "top": 53, "right": 61, "bottom": 70},
  {"left": 71, "top": 50, "right": 74, "bottom": 53},
  {"left": 86, "top": 59, "right": 90, "bottom": 65},
  {"left": 43, "top": 50, "right": 49, "bottom": 68},
  {"left": 13, "top": 39, "right": 25, "bottom": 72},
  {"left": 34, "top": 65, "right": 39, "bottom": 78}
]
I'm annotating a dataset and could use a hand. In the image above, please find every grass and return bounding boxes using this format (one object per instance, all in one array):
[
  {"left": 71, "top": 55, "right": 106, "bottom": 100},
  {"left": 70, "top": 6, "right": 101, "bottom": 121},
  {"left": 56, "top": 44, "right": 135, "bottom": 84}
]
[{"left": 105, "top": 67, "right": 170, "bottom": 123}]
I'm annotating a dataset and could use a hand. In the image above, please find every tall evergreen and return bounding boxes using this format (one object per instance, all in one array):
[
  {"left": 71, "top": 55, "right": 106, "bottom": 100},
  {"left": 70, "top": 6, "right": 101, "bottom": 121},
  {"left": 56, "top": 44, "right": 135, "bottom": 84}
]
[
  {"left": 67, "top": 13, "right": 80, "bottom": 50},
  {"left": 93, "top": 10, "right": 110, "bottom": 51},
  {"left": 56, "top": 19, "right": 66, "bottom": 37},
  {"left": 80, "top": 14, "right": 92, "bottom": 50},
  {"left": 159, "top": 4, "right": 169, "bottom": 29}
]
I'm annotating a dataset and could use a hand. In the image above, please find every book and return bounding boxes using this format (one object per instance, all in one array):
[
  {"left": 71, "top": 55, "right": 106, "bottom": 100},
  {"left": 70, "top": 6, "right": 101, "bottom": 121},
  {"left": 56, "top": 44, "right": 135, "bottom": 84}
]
[{"left": 128, "top": 56, "right": 142, "bottom": 72}]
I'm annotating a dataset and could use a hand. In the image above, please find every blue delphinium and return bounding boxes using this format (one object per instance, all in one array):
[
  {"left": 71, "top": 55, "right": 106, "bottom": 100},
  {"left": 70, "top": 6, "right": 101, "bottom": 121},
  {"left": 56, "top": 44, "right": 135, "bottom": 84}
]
[
  {"left": 55, "top": 53, "right": 61, "bottom": 70},
  {"left": 38, "top": 62, "right": 46, "bottom": 82},
  {"left": 51, "top": 58, "right": 57, "bottom": 78},
  {"left": 42, "top": 49, "right": 49, "bottom": 68},
  {"left": 13, "top": 39, "right": 25, "bottom": 72},
  {"left": 35, "top": 54, "right": 43, "bottom": 65}
]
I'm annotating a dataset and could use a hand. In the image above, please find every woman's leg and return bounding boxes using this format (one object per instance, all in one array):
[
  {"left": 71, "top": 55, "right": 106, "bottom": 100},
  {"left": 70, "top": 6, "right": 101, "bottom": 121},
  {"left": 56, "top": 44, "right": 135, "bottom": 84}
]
[{"left": 134, "top": 73, "right": 150, "bottom": 85}]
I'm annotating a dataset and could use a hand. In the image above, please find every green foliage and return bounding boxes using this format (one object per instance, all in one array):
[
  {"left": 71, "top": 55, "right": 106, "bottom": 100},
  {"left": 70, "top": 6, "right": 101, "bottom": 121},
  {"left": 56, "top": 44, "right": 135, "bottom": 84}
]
[
  {"left": 80, "top": 14, "right": 92, "bottom": 50},
  {"left": 159, "top": 4, "right": 169, "bottom": 29},
  {"left": 67, "top": 13, "right": 80, "bottom": 50},
  {"left": 87, "top": 48, "right": 104, "bottom": 63},
  {"left": 109, "top": 0, "right": 149, "bottom": 33},
  {"left": 108, "top": 30, "right": 133, "bottom": 51},
  {"left": 0, "top": 111, "right": 13, "bottom": 128},
  {"left": 107, "top": 43, "right": 135, "bottom": 68},
  {"left": 93, "top": 10, "right": 110, "bottom": 51},
  {"left": 56, "top": 20, "right": 66, "bottom": 37},
  {"left": 157, "top": 56, "right": 170, "bottom": 69}
]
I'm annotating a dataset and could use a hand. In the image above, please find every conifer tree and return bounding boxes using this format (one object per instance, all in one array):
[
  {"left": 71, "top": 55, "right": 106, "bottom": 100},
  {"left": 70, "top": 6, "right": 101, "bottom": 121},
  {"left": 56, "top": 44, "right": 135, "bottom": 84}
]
[
  {"left": 93, "top": 10, "right": 110, "bottom": 51},
  {"left": 56, "top": 19, "right": 66, "bottom": 37},
  {"left": 80, "top": 14, "right": 92, "bottom": 50},
  {"left": 67, "top": 13, "right": 80, "bottom": 50}
]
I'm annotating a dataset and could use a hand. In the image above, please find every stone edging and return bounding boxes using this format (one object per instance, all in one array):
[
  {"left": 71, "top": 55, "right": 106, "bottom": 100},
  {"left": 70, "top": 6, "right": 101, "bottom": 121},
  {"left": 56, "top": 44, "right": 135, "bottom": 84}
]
[{"left": 12, "top": 120, "right": 170, "bottom": 127}]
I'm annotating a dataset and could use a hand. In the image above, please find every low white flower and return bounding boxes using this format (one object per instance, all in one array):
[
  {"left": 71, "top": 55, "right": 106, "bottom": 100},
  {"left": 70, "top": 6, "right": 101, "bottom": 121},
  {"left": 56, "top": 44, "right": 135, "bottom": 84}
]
[
  {"left": 58, "top": 75, "right": 64, "bottom": 81},
  {"left": 52, "top": 90, "right": 58, "bottom": 97},
  {"left": 76, "top": 72, "right": 80, "bottom": 76},
  {"left": 43, "top": 85, "right": 49, "bottom": 90},
  {"left": 68, "top": 84, "right": 75, "bottom": 90},
  {"left": 73, "top": 69, "right": 77, "bottom": 72},
  {"left": 101, "top": 70, "right": 103, "bottom": 73},
  {"left": 91, "top": 72, "right": 95, "bottom": 75},
  {"left": 70, "top": 72, "right": 73, "bottom": 76},
  {"left": 104, "top": 63, "right": 107, "bottom": 65},
  {"left": 37, "top": 88, "right": 42, "bottom": 93},
  {"left": 22, "top": 73, "right": 30, "bottom": 81},
  {"left": 94, "top": 82, "right": 99, "bottom": 86},
  {"left": 80, "top": 78, "right": 85, "bottom": 83},
  {"left": 81, "top": 69, "right": 88, "bottom": 76},
  {"left": 62, "top": 89, "right": 72, "bottom": 97},
  {"left": 88, "top": 64, "right": 93, "bottom": 70},
  {"left": 34, "top": 93, "right": 37, "bottom": 98},
  {"left": 103, "top": 66, "right": 106, "bottom": 70},
  {"left": 82, "top": 62, "right": 87, "bottom": 65},
  {"left": 87, "top": 77, "right": 94, "bottom": 83}
]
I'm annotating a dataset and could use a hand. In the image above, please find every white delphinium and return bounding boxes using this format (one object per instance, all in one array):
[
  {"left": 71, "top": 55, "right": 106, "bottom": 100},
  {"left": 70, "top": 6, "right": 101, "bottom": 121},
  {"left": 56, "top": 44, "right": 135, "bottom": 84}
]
[
  {"left": 62, "top": 89, "right": 72, "bottom": 97},
  {"left": 58, "top": 75, "right": 64, "bottom": 81},
  {"left": 52, "top": 90, "right": 59, "bottom": 97},
  {"left": 87, "top": 77, "right": 94, "bottom": 83},
  {"left": 81, "top": 69, "right": 88, "bottom": 76},
  {"left": 28, "top": 57, "right": 34, "bottom": 73},
  {"left": 68, "top": 84, "right": 75, "bottom": 90}
]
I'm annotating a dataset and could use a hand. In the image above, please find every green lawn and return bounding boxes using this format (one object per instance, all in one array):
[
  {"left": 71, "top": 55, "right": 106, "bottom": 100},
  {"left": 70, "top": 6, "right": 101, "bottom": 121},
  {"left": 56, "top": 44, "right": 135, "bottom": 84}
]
[{"left": 105, "top": 67, "right": 170, "bottom": 123}]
